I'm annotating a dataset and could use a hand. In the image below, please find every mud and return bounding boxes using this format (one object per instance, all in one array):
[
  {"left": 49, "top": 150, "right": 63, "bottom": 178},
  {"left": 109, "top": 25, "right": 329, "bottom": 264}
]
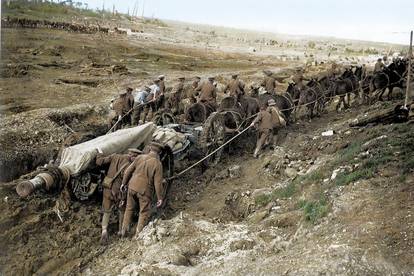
[{"left": 1, "top": 8, "right": 413, "bottom": 275}]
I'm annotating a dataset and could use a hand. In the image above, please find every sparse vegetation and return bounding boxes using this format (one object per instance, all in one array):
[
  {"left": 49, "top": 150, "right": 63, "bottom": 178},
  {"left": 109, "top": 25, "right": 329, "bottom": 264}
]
[{"left": 298, "top": 196, "right": 329, "bottom": 224}]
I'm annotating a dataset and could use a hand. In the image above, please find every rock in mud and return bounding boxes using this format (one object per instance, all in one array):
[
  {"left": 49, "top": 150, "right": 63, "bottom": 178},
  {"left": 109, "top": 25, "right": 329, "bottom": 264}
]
[
  {"left": 229, "top": 239, "right": 256, "bottom": 252},
  {"left": 284, "top": 167, "right": 298, "bottom": 178}
]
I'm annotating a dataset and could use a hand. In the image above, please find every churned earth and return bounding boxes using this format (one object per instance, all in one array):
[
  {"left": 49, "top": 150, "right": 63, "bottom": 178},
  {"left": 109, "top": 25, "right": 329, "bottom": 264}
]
[{"left": 1, "top": 3, "right": 413, "bottom": 275}]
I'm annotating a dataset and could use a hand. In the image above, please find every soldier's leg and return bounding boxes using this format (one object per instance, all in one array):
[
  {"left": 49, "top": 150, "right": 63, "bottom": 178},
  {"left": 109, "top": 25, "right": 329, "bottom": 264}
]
[
  {"left": 121, "top": 190, "right": 138, "bottom": 237},
  {"left": 254, "top": 130, "right": 266, "bottom": 157},
  {"left": 101, "top": 188, "right": 112, "bottom": 244},
  {"left": 134, "top": 194, "right": 152, "bottom": 237}
]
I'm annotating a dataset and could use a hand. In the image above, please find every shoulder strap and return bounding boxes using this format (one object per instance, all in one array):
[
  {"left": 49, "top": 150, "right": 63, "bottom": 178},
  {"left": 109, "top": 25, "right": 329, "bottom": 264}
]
[{"left": 113, "top": 162, "right": 129, "bottom": 180}]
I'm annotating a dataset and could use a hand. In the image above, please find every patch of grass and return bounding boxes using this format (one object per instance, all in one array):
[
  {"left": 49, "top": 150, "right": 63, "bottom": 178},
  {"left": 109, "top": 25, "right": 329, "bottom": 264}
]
[
  {"left": 334, "top": 168, "right": 374, "bottom": 186},
  {"left": 255, "top": 194, "right": 272, "bottom": 207},
  {"left": 298, "top": 197, "right": 329, "bottom": 224},
  {"left": 254, "top": 182, "right": 298, "bottom": 207},
  {"left": 274, "top": 182, "right": 297, "bottom": 199},
  {"left": 334, "top": 140, "right": 363, "bottom": 166}
]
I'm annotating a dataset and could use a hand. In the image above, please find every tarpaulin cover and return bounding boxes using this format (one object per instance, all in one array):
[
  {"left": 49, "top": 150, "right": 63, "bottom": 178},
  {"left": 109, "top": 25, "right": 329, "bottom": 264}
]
[{"left": 59, "top": 123, "right": 156, "bottom": 175}]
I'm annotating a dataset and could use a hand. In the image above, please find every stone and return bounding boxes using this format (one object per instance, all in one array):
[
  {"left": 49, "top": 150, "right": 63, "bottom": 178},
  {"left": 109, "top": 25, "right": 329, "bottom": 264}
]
[
  {"left": 228, "top": 165, "right": 242, "bottom": 178},
  {"left": 252, "top": 188, "right": 272, "bottom": 198},
  {"left": 229, "top": 239, "right": 256, "bottom": 252},
  {"left": 284, "top": 167, "right": 298, "bottom": 178},
  {"left": 169, "top": 253, "right": 189, "bottom": 266},
  {"left": 248, "top": 210, "right": 269, "bottom": 224}
]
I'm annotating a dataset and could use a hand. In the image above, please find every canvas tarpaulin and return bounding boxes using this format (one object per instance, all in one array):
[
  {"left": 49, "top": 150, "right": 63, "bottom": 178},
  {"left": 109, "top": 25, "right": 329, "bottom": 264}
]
[{"left": 59, "top": 123, "right": 156, "bottom": 175}]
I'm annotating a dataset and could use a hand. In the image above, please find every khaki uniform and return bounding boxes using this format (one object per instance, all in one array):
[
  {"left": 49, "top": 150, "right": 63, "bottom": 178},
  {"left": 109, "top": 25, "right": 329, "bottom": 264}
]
[
  {"left": 267, "top": 106, "right": 285, "bottom": 128},
  {"left": 224, "top": 79, "right": 244, "bottom": 98},
  {"left": 112, "top": 95, "right": 133, "bottom": 130},
  {"left": 292, "top": 73, "right": 306, "bottom": 90},
  {"left": 96, "top": 154, "right": 132, "bottom": 212},
  {"left": 252, "top": 110, "right": 273, "bottom": 156},
  {"left": 122, "top": 152, "right": 164, "bottom": 234},
  {"left": 197, "top": 81, "right": 217, "bottom": 107},
  {"left": 168, "top": 81, "right": 184, "bottom": 113},
  {"left": 327, "top": 67, "right": 340, "bottom": 79},
  {"left": 261, "top": 76, "right": 277, "bottom": 94},
  {"left": 190, "top": 80, "right": 200, "bottom": 103},
  {"left": 374, "top": 61, "right": 384, "bottom": 73}
]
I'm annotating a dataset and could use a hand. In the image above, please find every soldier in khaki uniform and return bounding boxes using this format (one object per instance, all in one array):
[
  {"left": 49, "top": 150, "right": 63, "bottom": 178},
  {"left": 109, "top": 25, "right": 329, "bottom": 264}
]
[
  {"left": 96, "top": 148, "right": 142, "bottom": 244},
  {"left": 111, "top": 90, "right": 134, "bottom": 130},
  {"left": 374, "top": 58, "right": 385, "bottom": 73},
  {"left": 157, "top": 75, "right": 166, "bottom": 110},
  {"left": 292, "top": 68, "right": 308, "bottom": 91},
  {"left": 120, "top": 142, "right": 165, "bottom": 238},
  {"left": 261, "top": 70, "right": 277, "bottom": 94},
  {"left": 189, "top": 76, "right": 201, "bottom": 103},
  {"left": 224, "top": 73, "right": 244, "bottom": 100},
  {"left": 327, "top": 63, "right": 341, "bottom": 80},
  {"left": 196, "top": 77, "right": 218, "bottom": 109},
  {"left": 250, "top": 104, "right": 273, "bottom": 158},
  {"left": 167, "top": 77, "right": 185, "bottom": 115}
]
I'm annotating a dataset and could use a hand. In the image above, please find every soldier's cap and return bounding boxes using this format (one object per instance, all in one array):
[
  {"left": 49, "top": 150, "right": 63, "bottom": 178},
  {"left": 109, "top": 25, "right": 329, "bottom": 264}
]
[
  {"left": 178, "top": 77, "right": 185, "bottom": 80},
  {"left": 158, "top": 75, "right": 165, "bottom": 80},
  {"left": 231, "top": 73, "right": 239, "bottom": 78},
  {"left": 194, "top": 76, "right": 201, "bottom": 79},
  {"left": 126, "top": 87, "right": 133, "bottom": 92},
  {"left": 150, "top": 141, "right": 164, "bottom": 152},
  {"left": 128, "top": 148, "right": 143, "bottom": 154},
  {"left": 268, "top": 99, "right": 276, "bottom": 106},
  {"left": 208, "top": 76, "right": 215, "bottom": 80},
  {"left": 377, "top": 58, "right": 382, "bottom": 62}
]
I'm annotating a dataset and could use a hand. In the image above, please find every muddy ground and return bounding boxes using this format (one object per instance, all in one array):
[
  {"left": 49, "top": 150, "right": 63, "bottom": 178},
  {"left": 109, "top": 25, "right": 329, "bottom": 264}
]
[{"left": 1, "top": 7, "right": 413, "bottom": 275}]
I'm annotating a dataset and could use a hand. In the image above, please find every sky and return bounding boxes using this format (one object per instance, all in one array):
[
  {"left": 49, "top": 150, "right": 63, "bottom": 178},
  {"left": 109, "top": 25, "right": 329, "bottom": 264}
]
[{"left": 84, "top": 0, "right": 414, "bottom": 45}]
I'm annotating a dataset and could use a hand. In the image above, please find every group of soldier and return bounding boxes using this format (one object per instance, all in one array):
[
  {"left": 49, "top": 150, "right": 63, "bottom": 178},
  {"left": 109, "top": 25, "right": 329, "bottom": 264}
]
[
  {"left": 100, "top": 57, "right": 395, "bottom": 243},
  {"left": 95, "top": 141, "right": 166, "bottom": 244}
]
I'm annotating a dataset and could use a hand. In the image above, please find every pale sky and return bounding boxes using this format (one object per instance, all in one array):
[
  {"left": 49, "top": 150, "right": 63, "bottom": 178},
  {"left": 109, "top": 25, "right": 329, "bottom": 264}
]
[{"left": 84, "top": 0, "right": 413, "bottom": 45}]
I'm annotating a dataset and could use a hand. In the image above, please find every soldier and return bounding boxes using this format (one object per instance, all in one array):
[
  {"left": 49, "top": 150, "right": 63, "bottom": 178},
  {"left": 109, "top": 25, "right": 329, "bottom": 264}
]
[
  {"left": 250, "top": 104, "right": 273, "bottom": 158},
  {"left": 327, "top": 63, "right": 341, "bottom": 80},
  {"left": 143, "top": 79, "right": 161, "bottom": 122},
  {"left": 120, "top": 142, "right": 165, "bottom": 238},
  {"left": 266, "top": 99, "right": 286, "bottom": 145},
  {"left": 292, "top": 67, "right": 308, "bottom": 91},
  {"left": 158, "top": 75, "right": 166, "bottom": 109},
  {"left": 224, "top": 73, "right": 244, "bottom": 100},
  {"left": 267, "top": 99, "right": 286, "bottom": 129},
  {"left": 196, "top": 76, "right": 218, "bottom": 109},
  {"left": 167, "top": 77, "right": 185, "bottom": 115},
  {"left": 96, "top": 148, "right": 142, "bottom": 244},
  {"left": 190, "top": 76, "right": 201, "bottom": 103},
  {"left": 125, "top": 87, "right": 135, "bottom": 125},
  {"left": 374, "top": 58, "right": 385, "bottom": 73},
  {"left": 132, "top": 86, "right": 151, "bottom": 125},
  {"left": 261, "top": 70, "right": 277, "bottom": 94},
  {"left": 111, "top": 89, "right": 134, "bottom": 130}
]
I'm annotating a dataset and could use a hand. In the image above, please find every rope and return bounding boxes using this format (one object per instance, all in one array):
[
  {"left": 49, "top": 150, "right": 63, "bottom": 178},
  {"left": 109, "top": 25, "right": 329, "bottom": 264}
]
[{"left": 167, "top": 124, "right": 253, "bottom": 180}]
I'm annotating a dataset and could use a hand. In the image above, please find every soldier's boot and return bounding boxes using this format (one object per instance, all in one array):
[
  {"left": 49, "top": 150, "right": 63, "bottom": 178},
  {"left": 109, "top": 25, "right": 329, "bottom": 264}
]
[
  {"left": 117, "top": 210, "right": 124, "bottom": 236},
  {"left": 100, "top": 212, "right": 110, "bottom": 245}
]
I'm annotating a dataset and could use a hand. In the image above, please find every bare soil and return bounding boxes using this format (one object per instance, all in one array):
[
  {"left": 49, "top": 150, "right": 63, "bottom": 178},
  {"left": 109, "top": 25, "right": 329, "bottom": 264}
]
[{"left": 1, "top": 13, "right": 413, "bottom": 276}]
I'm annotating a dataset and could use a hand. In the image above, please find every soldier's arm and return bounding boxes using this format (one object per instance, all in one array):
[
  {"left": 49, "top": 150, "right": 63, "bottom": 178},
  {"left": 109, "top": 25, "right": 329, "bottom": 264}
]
[
  {"left": 153, "top": 161, "right": 164, "bottom": 201},
  {"left": 223, "top": 84, "right": 229, "bottom": 93},
  {"left": 96, "top": 153, "right": 114, "bottom": 166}
]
